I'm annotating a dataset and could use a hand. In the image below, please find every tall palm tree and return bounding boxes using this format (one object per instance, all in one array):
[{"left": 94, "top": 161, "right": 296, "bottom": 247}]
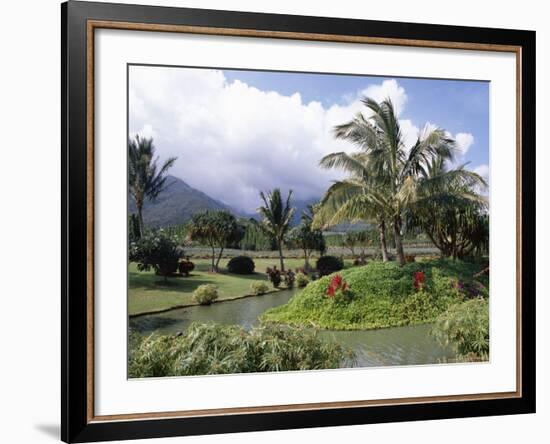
[
  {"left": 318, "top": 97, "right": 464, "bottom": 265},
  {"left": 128, "top": 135, "right": 177, "bottom": 237},
  {"left": 257, "top": 189, "right": 295, "bottom": 271},
  {"left": 313, "top": 152, "right": 390, "bottom": 261}
]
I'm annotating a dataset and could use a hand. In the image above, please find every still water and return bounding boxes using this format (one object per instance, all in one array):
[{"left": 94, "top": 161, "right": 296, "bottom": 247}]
[{"left": 129, "top": 288, "right": 457, "bottom": 368}]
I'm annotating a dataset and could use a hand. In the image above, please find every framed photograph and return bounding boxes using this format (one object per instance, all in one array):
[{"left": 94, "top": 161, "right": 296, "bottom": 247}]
[{"left": 62, "top": 1, "right": 535, "bottom": 442}]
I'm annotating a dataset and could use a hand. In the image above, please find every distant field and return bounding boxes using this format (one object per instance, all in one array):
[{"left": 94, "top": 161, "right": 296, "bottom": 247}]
[{"left": 183, "top": 245, "right": 439, "bottom": 259}]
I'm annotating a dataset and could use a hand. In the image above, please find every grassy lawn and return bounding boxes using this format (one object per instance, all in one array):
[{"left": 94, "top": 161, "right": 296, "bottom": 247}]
[{"left": 129, "top": 257, "right": 322, "bottom": 316}]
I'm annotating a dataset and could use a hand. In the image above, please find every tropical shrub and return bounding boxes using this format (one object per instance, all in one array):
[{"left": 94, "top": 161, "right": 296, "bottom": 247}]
[
  {"left": 325, "top": 274, "right": 353, "bottom": 304},
  {"left": 192, "top": 284, "right": 219, "bottom": 305},
  {"left": 287, "top": 210, "right": 326, "bottom": 270},
  {"left": 284, "top": 269, "right": 296, "bottom": 288},
  {"left": 128, "top": 323, "right": 354, "bottom": 377},
  {"left": 263, "top": 259, "right": 486, "bottom": 330},
  {"left": 250, "top": 282, "right": 270, "bottom": 296},
  {"left": 316, "top": 255, "right": 344, "bottom": 277},
  {"left": 295, "top": 272, "right": 310, "bottom": 288},
  {"left": 266, "top": 267, "right": 282, "bottom": 288},
  {"left": 227, "top": 255, "right": 255, "bottom": 274},
  {"left": 178, "top": 259, "right": 195, "bottom": 276},
  {"left": 431, "top": 298, "right": 489, "bottom": 361},
  {"left": 129, "top": 230, "right": 183, "bottom": 282}
]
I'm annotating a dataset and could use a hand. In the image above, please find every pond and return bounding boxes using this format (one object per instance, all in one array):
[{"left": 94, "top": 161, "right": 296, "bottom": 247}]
[{"left": 129, "top": 288, "right": 457, "bottom": 368}]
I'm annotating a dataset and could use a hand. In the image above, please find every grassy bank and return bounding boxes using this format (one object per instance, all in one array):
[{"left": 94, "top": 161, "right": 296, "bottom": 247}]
[
  {"left": 262, "top": 259, "right": 488, "bottom": 330},
  {"left": 129, "top": 257, "right": 343, "bottom": 316}
]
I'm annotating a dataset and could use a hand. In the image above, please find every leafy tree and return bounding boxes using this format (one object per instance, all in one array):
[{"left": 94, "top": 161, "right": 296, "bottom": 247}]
[
  {"left": 288, "top": 207, "right": 326, "bottom": 270},
  {"left": 188, "top": 210, "right": 244, "bottom": 272},
  {"left": 257, "top": 189, "right": 295, "bottom": 271},
  {"left": 316, "top": 97, "right": 482, "bottom": 265},
  {"left": 128, "top": 135, "right": 177, "bottom": 237},
  {"left": 129, "top": 230, "right": 183, "bottom": 282},
  {"left": 408, "top": 156, "right": 488, "bottom": 259}
]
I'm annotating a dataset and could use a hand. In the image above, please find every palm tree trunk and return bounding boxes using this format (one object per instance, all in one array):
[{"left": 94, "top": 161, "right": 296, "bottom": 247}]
[
  {"left": 304, "top": 248, "right": 310, "bottom": 270},
  {"left": 378, "top": 220, "right": 389, "bottom": 262},
  {"left": 278, "top": 240, "right": 285, "bottom": 272},
  {"left": 393, "top": 216, "right": 406, "bottom": 266},
  {"left": 136, "top": 202, "right": 144, "bottom": 238}
]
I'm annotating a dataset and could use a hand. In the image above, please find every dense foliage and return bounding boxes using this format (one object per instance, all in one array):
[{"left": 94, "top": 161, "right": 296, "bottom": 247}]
[
  {"left": 408, "top": 156, "right": 489, "bottom": 259},
  {"left": 129, "top": 323, "right": 354, "bottom": 377},
  {"left": 227, "top": 255, "right": 256, "bottom": 274},
  {"left": 250, "top": 282, "right": 270, "bottom": 295},
  {"left": 240, "top": 222, "right": 276, "bottom": 251},
  {"left": 266, "top": 267, "right": 282, "bottom": 288},
  {"left": 295, "top": 272, "right": 310, "bottom": 288},
  {"left": 316, "top": 255, "right": 344, "bottom": 277},
  {"left": 178, "top": 259, "right": 195, "bottom": 276},
  {"left": 431, "top": 298, "right": 489, "bottom": 361},
  {"left": 129, "top": 230, "right": 183, "bottom": 282},
  {"left": 287, "top": 207, "right": 326, "bottom": 270},
  {"left": 192, "top": 284, "right": 219, "bottom": 305},
  {"left": 188, "top": 210, "right": 245, "bottom": 272},
  {"left": 263, "top": 259, "right": 486, "bottom": 330}
]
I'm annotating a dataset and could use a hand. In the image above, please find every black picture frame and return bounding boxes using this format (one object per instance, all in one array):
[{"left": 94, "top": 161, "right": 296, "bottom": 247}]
[{"left": 61, "top": 1, "right": 536, "bottom": 442}]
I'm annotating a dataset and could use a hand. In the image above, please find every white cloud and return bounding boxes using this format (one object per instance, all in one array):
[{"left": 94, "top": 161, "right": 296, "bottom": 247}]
[
  {"left": 455, "top": 132, "right": 475, "bottom": 156},
  {"left": 129, "top": 68, "right": 476, "bottom": 213},
  {"left": 360, "top": 79, "right": 408, "bottom": 116},
  {"left": 473, "top": 164, "right": 490, "bottom": 181}
]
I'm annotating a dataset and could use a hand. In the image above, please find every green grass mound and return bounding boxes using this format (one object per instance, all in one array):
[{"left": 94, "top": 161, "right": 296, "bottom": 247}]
[
  {"left": 262, "top": 259, "right": 488, "bottom": 330},
  {"left": 129, "top": 323, "right": 354, "bottom": 378}
]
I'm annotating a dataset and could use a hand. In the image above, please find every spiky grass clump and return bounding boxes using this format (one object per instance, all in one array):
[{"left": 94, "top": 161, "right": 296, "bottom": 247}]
[
  {"left": 431, "top": 298, "right": 489, "bottom": 361},
  {"left": 129, "top": 323, "right": 354, "bottom": 378}
]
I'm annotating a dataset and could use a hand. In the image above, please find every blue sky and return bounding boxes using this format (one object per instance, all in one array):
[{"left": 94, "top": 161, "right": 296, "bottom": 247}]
[
  {"left": 130, "top": 65, "right": 489, "bottom": 212},
  {"left": 224, "top": 69, "right": 489, "bottom": 168}
]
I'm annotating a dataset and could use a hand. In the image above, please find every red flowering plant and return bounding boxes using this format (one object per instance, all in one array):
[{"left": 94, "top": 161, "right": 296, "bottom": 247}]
[
  {"left": 326, "top": 274, "right": 352, "bottom": 303},
  {"left": 413, "top": 271, "right": 426, "bottom": 291}
]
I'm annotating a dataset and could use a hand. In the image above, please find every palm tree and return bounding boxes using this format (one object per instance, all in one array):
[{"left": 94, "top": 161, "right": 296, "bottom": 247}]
[
  {"left": 128, "top": 135, "right": 177, "bottom": 237},
  {"left": 318, "top": 97, "right": 468, "bottom": 265},
  {"left": 257, "top": 189, "right": 295, "bottom": 271},
  {"left": 313, "top": 152, "right": 390, "bottom": 261}
]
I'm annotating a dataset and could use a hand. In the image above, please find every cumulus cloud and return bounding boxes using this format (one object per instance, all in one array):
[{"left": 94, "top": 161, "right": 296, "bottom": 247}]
[
  {"left": 129, "top": 68, "right": 477, "bottom": 213},
  {"left": 473, "top": 164, "right": 490, "bottom": 181}
]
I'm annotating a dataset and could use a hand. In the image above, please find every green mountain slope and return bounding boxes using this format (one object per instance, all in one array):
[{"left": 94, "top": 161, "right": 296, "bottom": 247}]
[{"left": 128, "top": 175, "right": 233, "bottom": 228}]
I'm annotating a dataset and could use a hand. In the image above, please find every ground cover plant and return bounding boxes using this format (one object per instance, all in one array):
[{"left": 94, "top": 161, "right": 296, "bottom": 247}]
[{"left": 262, "top": 259, "right": 487, "bottom": 330}]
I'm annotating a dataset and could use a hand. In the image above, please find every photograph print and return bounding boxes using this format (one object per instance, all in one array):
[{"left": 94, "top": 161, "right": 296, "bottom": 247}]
[{"left": 127, "top": 65, "right": 490, "bottom": 378}]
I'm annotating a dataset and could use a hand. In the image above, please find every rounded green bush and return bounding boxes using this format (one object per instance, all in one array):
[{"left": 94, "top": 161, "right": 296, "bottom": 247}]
[
  {"left": 192, "top": 284, "right": 219, "bottom": 305},
  {"left": 316, "top": 255, "right": 344, "bottom": 277},
  {"left": 295, "top": 272, "right": 310, "bottom": 288},
  {"left": 227, "top": 255, "right": 255, "bottom": 274},
  {"left": 250, "top": 281, "right": 270, "bottom": 295}
]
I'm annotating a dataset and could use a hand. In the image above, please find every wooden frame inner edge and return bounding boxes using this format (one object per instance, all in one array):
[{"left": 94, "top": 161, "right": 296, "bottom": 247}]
[{"left": 85, "top": 19, "right": 523, "bottom": 423}]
